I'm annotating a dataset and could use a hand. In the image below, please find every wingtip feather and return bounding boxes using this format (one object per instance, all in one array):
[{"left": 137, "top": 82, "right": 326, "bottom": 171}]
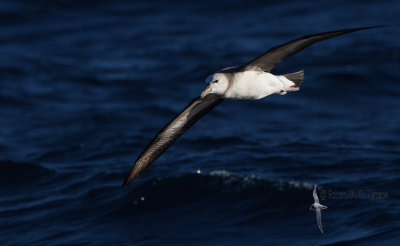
[{"left": 121, "top": 177, "right": 131, "bottom": 189}]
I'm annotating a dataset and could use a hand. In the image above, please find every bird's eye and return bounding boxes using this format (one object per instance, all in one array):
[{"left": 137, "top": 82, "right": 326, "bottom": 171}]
[{"left": 213, "top": 80, "right": 219, "bottom": 83}]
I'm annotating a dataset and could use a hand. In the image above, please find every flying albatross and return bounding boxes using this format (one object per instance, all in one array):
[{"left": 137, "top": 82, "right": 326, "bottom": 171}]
[
  {"left": 122, "top": 26, "right": 382, "bottom": 188},
  {"left": 310, "top": 185, "right": 328, "bottom": 233}
]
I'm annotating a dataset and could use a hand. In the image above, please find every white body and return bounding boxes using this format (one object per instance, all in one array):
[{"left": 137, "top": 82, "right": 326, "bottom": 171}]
[
  {"left": 203, "top": 71, "right": 297, "bottom": 100},
  {"left": 311, "top": 203, "right": 328, "bottom": 210},
  {"left": 226, "top": 71, "right": 295, "bottom": 99}
]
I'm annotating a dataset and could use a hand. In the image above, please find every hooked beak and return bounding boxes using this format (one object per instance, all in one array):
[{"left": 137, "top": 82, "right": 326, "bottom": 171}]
[{"left": 201, "top": 84, "right": 212, "bottom": 98}]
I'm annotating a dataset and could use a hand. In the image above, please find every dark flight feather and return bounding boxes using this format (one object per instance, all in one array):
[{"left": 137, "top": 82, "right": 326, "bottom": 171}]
[
  {"left": 122, "top": 94, "right": 223, "bottom": 188},
  {"left": 239, "top": 26, "right": 384, "bottom": 72}
]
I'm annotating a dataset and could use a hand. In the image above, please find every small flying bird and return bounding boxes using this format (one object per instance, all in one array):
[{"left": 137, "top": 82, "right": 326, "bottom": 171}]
[
  {"left": 310, "top": 185, "right": 328, "bottom": 233},
  {"left": 122, "top": 26, "right": 382, "bottom": 188}
]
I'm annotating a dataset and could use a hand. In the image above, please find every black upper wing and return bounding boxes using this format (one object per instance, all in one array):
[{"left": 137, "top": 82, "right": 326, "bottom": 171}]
[
  {"left": 122, "top": 94, "right": 223, "bottom": 188},
  {"left": 238, "top": 26, "right": 383, "bottom": 72}
]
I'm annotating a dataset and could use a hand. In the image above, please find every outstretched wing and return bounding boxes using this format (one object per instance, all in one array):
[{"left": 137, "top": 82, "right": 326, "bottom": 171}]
[
  {"left": 238, "top": 26, "right": 383, "bottom": 72},
  {"left": 122, "top": 94, "right": 223, "bottom": 188},
  {"left": 316, "top": 208, "right": 324, "bottom": 234},
  {"left": 313, "top": 185, "right": 320, "bottom": 204}
]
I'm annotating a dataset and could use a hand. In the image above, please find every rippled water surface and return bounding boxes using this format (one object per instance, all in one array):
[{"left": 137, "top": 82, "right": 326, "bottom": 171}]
[{"left": 1, "top": 0, "right": 399, "bottom": 245}]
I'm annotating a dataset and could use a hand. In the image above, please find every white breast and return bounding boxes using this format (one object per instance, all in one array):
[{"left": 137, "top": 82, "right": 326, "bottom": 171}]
[{"left": 224, "top": 71, "right": 294, "bottom": 100}]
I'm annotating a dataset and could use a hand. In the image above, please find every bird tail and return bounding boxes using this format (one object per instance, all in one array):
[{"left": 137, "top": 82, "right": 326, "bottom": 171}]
[{"left": 283, "top": 70, "right": 304, "bottom": 88}]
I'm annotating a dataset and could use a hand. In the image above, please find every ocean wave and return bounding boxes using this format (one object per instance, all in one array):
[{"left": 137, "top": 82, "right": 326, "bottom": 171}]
[
  {"left": 0, "top": 159, "right": 55, "bottom": 186},
  {"left": 107, "top": 171, "right": 315, "bottom": 219}
]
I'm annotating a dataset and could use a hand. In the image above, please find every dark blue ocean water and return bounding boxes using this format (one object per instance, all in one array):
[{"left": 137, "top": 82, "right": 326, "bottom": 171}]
[{"left": 1, "top": 0, "right": 399, "bottom": 245}]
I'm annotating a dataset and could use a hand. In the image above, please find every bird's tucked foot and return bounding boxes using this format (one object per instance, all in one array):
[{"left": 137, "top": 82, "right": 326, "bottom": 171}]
[
  {"left": 279, "top": 86, "right": 299, "bottom": 95},
  {"left": 283, "top": 86, "right": 300, "bottom": 92}
]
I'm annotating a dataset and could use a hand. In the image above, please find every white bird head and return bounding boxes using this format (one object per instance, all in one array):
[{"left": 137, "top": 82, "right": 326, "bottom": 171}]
[{"left": 201, "top": 73, "right": 230, "bottom": 97}]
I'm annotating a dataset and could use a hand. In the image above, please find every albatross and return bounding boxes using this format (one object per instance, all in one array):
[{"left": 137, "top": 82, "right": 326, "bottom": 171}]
[
  {"left": 310, "top": 185, "right": 328, "bottom": 233},
  {"left": 122, "top": 26, "right": 382, "bottom": 188}
]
